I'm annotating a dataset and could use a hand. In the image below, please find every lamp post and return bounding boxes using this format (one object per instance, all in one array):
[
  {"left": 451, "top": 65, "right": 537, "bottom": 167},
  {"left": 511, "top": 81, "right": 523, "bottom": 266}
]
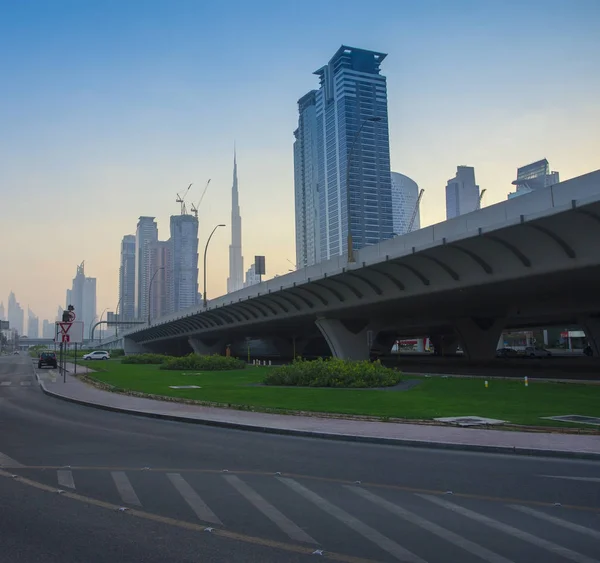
[
  {"left": 148, "top": 267, "right": 165, "bottom": 326},
  {"left": 203, "top": 224, "right": 226, "bottom": 309},
  {"left": 346, "top": 116, "right": 382, "bottom": 263},
  {"left": 98, "top": 308, "right": 107, "bottom": 343},
  {"left": 115, "top": 296, "right": 122, "bottom": 338}
]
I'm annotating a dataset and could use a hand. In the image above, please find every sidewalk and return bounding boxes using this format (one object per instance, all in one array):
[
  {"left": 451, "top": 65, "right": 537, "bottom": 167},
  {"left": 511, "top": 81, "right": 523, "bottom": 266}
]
[{"left": 36, "top": 363, "right": 600, "bottom": 461}]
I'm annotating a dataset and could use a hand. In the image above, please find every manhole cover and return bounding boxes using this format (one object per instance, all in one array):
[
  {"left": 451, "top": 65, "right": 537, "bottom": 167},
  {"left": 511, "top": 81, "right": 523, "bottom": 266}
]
[
  {"left": 169, "top": 385, "right": 201, "bottom": 389},
  {"left": 542, "top": 415, "right": 600, "bottom": 426},
  {"left": 434, "top": 416, "right": 507, "bottom": 426}
]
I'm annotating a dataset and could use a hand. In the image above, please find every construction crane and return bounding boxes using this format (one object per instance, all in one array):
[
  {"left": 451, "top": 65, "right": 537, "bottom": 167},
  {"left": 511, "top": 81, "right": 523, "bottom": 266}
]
[
  {"left": 190, "top": 179, "right": 211, "bottom": 218},
  {"left": 175, "top": 183, "right": 193, "bottom": 215},
  {"left": 407, "top": 189, "right": 424, "bottom": 233},
  {"left": 476, "top": 188, "right": 487, "bottom": 210}
]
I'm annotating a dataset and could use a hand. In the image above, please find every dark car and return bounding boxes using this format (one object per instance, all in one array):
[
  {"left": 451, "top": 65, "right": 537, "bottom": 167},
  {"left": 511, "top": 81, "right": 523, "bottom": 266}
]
[
  {"left": 496, "top": 347, "right": 519, "bottom": 358},
  {"left": 38, "top": 351, "right": 57, "bottom": 369}
]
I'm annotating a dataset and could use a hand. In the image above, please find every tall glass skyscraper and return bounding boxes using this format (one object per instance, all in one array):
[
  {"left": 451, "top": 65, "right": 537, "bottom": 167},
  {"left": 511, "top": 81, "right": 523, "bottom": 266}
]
[
  {"left": 170, "top": 214, "right": 199, "bottom": 312},
  {"left": 119, "top": 235, "right": 136, "bottom": 321},
  {"left": 445, "top": 166, "right": 480, "bottom": 219},
  {"left": 135, "top": 217, "right": 158, "bottom": 320},
  {"left": 313, "top": 45, "right": 393, "bottom": 261}
]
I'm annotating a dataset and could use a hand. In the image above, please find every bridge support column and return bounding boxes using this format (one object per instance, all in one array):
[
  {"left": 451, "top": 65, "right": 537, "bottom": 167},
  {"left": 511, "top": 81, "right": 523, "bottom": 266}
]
[
  {"left": 454, "top": 317, "right": 505, "bottom": 361},
  {"left": 430, "top": 334, "right": 459, "bottom": 356},
  {"left": 315, "top": 318, "right": 378, "bottom": 361},
  {"left": 188, "top": 337, "right": 226, "bottom": 356},
  {"left": 578, "top": 315, "right": 600, "bottom": 357},
  {"left": 123, "top": 337, "right": 149, "bottom": 355},
  {"left": 271, "top": 336, "right": 308, "bottom": 360}
]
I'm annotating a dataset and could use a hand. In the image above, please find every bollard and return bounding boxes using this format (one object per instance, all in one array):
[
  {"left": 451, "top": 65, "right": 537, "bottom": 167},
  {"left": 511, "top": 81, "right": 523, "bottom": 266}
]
[
  {"left": 268, "top": 360, "right": 272, "bottom": 366},
  {"left": 524, "top": 376, "right": 528, "bottom": 387},
  {"left": 484, "top": 380, "right": 489, "bottom": 388}
]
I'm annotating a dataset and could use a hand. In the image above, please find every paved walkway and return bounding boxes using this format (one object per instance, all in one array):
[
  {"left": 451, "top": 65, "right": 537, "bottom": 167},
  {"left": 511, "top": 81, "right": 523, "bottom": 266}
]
[{"left": 34, "top": 363, "right": 600, "bottom": 460}]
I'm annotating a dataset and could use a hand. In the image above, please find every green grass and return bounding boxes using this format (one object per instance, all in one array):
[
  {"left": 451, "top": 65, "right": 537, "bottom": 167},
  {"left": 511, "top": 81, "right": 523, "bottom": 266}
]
[{"left": 79, "top": 362, "right": 600, "bottom": 429}]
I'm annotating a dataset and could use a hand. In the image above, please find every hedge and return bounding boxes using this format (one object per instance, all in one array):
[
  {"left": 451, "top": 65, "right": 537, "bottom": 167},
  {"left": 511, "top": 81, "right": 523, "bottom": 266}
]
[
  {"left": 121, "top": 353, "right": 171, "bottom": 365},
  {"left": 160, "top": 354, "right": 246, "bottom": 371},
  {"left": 263, "top": 357, "right": 401, "bottom": 388}
]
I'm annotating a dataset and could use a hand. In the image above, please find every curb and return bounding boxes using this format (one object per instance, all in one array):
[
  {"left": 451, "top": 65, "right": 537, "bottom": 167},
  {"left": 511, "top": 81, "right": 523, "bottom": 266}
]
[{"left": 36, "top": 378, "right": 600, "bottom": 461}]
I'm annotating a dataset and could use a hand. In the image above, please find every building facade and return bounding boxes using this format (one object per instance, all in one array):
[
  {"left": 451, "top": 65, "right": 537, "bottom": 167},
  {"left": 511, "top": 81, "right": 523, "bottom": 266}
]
[
  {"left": 294, "top": 90, "right": 320, "bottom": 268},
  {"left": 135, "top": 217, "right": 159, "bottom": 320},
  {"left": 27, "top": 308, "right": 39, "bottom": 338},
  {"left": 445, "top": 166, "right": 480, "bottom": 219},
  {"left": 66, "top": 262, "right": 97, "bottom": 340},
  {"left": 390, "top": 172, "right": 420, "bottom": 235},
  {"left": 119, "top": 235, "right": 136, "bottom": 321},
  {"left": 227, "top": 152, "right": 244, "bottom": 293},
  {"left": 42, "top": 319, "right": 54, "bottom": 339},
  {"left": 508, "top": 158, "right": 560, "bottom": 199},
  {"left": 7, "top": 291, "right": 24, "bottom": 336},
  {"left": 0, "top": 302, "right": 4, "bottom": 321},
  {"left": 244, "top": 263, "right": 261, "bottom": 288},
  {"left": 146, "top": 240, "right": 171, "bottom": 320},
  {"left": 314, "top": 45, "right": 393, "bottom": 261},
  {"left": 170, "top": 214, "right": 199, "bottom": 312}
]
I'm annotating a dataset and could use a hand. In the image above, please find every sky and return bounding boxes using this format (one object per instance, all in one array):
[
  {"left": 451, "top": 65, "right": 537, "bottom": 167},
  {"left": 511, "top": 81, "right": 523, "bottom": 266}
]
[{"left": 1, "top": 0, "right": 599, "bottom": 326}]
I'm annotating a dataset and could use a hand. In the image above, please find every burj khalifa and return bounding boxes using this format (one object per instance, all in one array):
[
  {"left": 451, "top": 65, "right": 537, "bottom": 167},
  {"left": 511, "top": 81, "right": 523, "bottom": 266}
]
[{"left": 226, "top": 150, "right": 244, "bottom": 293}]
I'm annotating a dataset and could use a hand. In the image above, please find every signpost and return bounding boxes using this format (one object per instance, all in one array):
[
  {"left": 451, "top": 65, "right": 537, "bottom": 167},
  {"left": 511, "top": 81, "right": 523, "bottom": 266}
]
[{"left": 54, "top": 319, "right": 84, "bottom": 382}]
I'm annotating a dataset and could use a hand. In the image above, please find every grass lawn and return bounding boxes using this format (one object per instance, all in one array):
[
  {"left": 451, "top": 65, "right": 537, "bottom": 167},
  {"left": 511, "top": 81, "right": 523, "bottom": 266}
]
[{"left": 78, "top": 361, "right": 600, "bottom": 429}]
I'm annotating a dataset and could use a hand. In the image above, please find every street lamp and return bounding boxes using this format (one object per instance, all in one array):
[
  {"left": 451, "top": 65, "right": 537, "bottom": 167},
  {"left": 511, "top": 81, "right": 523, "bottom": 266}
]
[
  {"left": 98, "top": 307, "right": 108, "bottom": 343},
  {"left": 115, "top": 296, "right": 122, "bottom": 338},
  {"left": 203, "top": 224, "right": 226, "bottom": 309},
  {"left": 346, "top": 116, "right": 382, "bottom": 263},
  {"left": 148, "top": 267, "right": 165, "bottom": 326}
]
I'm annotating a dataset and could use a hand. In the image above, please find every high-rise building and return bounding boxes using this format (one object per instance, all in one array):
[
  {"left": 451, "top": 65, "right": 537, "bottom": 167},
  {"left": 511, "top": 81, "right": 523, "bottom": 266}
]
[
  {"left": 0, "top": 302, "right": 5, "bottom": 321},
  {"left": 294, "top": 90, "right": 320, "bottom": 268},
  {"left": 135, "top": 217, "right": 159, "bottom": 320},
  {"left": 7, "top": 292, "right": 24, "bottom": 336},
  {"left": 313, "top": 45, "right": 393, "bottom": 261},
  {"left": 244, "top": 263, "right": 261, "bottom": 288},
  {"left": 119, "top": 235, "right": 136, "bottom": 321},
  {"left": 227, "top": 151, "right": 244, "bottom": 293},
  {"left": 445, "top": 166, "right": 480, "bottom": 219},
  {"left": 42, "top": 319, "right": 54, "bottom": 339},
  {"left": 508, "top": 158, "right": 560, "bottom": 199},
  {"left": 27, "top": 308, "right": 39, "bottom": 338},
  {"left": 148, "top": 240, "right": 172, "bottom": 320},
  {"left": 390, "top": 172, "right": 420, "bottom": 235},
  {"left": 67, "top": 262, "right": 97, "bottom": 340},
  {"left": 170, "top": 214, "right": 199, "bottom": 312}
]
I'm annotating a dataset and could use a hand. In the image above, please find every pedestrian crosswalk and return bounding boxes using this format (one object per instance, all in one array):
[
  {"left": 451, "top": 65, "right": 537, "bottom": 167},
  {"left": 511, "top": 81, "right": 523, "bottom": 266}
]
[
  {"left": 28, "top": 468, "right": 600, "bottom": 562},
  {"left": 0, "top": 380, "right": 33, "bottom": 387}
]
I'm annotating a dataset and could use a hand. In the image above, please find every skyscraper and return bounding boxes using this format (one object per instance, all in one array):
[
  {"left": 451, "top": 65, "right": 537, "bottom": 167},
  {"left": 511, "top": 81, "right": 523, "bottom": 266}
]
[
  {"left": 0, "top": 302, "right": 5, "bottom": 321},
  {"left": 390, "top": 172, "right": 421, "bottom": 235},
  {"left": 42, "top": 319, "right": 54, "bottom": 338},
  {"left": 294, "top": 90, "right": 320, "bottom": 269},
  {"left": 148, "top": 240, "right": 172, "bottom": 320},
  {"left": 135, "top": 217, "right": 158, "bottom": 320},
  {"left": 170, "top": 214, "right": 199, "bottom": 312},
  {"left": 27, "top": 307, "right": 39, "bottom": 338},
  {"left": 7, "top": 292, "right": 24, "bottom": 335},
  {"left": 314, "top": 45, "right": 393, "bottom": 261},
  {"left": 445, "top": 166, "right": 480, "bottom": 219},
  {"left": 119, "top": 235, "right": 136, "bottom": 321},
  {"left": 67, "top": 262, "right": 97, "bottom": 339},
  {"left": 508, "top": 158, "right": 560, "bottom": 199},
  {"left": 227, "top": 151, "right": 244, "bottom": 293}
]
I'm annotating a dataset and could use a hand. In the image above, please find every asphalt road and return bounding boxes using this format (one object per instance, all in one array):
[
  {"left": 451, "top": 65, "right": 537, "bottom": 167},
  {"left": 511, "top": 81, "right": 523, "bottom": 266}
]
[{"left": 1, "top": 355, "right": 599, "bottom": 563}]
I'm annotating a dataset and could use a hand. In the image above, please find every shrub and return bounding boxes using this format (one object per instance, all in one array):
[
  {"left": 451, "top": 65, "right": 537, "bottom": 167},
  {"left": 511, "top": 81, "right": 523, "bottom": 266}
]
[
  {"left": 160, "top": 354, "right": 246, "bottom": 371},
  {"left": 263, "top": 357, "right": 401, "bottom": 388},
  {"left": 121, "top": 353, "right": 171, "bottom": 365}
]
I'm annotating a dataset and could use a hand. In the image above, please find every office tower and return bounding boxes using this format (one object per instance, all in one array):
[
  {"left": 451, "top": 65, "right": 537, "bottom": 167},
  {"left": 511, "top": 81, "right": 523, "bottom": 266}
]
[
  {"left": 313, "top": 45, "right": 392, "bottom": 261},
  {"left": 42, "top": 319, "right": 54, "bottom": 338},
  {"left": 294, "top": 90, "right": 320, "bottom": 268},
  {"left": 445, "top": 166, "right": 480, "bottom": 219},
  {"left": 7, "top": 291, "right": 24, "bottom": 335},
  {"left": 67, "top": 262, "right": 97, "bottom": 340},
  {"left": 508, "top": 158, "right": 560, "bottom": 199},
  {"left": 390, "top": 172, "right": 421, "bottom": 235},
  {"left": 0, "top": 302, "right": 4, "bottom": 321},
  {"left": 119, "top": 235, "right": 136, "bottom": 321},
  {"left": 170, "top": 213, "right": 199, "bottom": 312},
  {"left": 244, "top": 263, "right": 261, "bottom": 288},
  {"left": 227, "top": 151, "right": 244, "bottom": 292},
  {"left": 135, "top": 217, "right": 159, "bottom": 320},
  {"left": 148, "top": 240, "right": 172, "bottom": 320},
  {"left": 27, "top": 308, "right": 39, "bottom": 338}
]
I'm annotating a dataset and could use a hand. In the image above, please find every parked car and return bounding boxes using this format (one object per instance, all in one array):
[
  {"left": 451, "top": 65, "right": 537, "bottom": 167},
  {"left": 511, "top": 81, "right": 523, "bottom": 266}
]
[
  {"left": 83, "top": 351, "right": 110, "bottom": 361},
  {"left": 38, "top": 351, "right": 58, "bottom": 369},
  {"left": 496, "top": 347, "right": 519, "bottom": 358},
  {"left": 524, "top": 346, "right": 552, "bottom": 358},
  {"left": 13, "top": 350, "right": 19, "bottom": 355}
]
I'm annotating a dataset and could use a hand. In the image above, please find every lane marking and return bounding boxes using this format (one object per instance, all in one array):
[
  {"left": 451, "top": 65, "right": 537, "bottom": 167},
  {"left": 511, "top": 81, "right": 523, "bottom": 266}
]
[
  {"left": 541, "top": 475, "right": 600, "bottom": 484},
  {"left": 20, "top": 382, "right": 32, "bottom": 387},
  {"left": 510, "top": 505, "right": 600, "bottom": 540},
  {"left": 279, "top": 477, "right": 425, "bottom": 562},
  {"left": 224, "top": 474, "right": 316, "bottom": 544},
  {"left": 419, "top": 494, "right": 600, "bottom": 563},
  {"left": 0, "top": 452, "right": 24, "bottom": 468},
  {"left": 167, "top": 473, "right": 222, "bottom": 525},
  {"left": 0, "top": 381, "right": 11, "bottom": 386},
  {"left": 347, "top": 486, "right": 515, "bottom": 563},
  {"left": 111, "top": 471, "right": 142, "bottom": 506},
  {"left": 57, "top": 470, "right": 75, "bottom": 489},
  {"left": 0, "top": 469, "right": 372, "bottom": 563}
]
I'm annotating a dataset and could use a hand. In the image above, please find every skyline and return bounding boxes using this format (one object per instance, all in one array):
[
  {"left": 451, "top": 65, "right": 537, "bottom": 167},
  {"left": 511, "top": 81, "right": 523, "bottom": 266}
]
[{"left": 1, "top": 0, "right": 599, "bottom": 323}]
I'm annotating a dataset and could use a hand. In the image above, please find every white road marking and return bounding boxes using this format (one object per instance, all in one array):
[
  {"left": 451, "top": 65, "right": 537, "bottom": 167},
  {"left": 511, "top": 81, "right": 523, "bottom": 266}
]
[
  {"left": 57, "top": 470, "right": 75, "bottom": 489},
  {"left": 419, "top": 494, "right": 600, "bottom": 563},
  {"left": 348, "top": 486, "right": 515, "bottom": 563},
  {"left": 20, "top": 381, "right": 31, "bottom": 386},
  {"left": 510, "top": 505, "right": 600, "bottom": 540},
  {"left": 0, "top": 451, "right": 23, "bottom": 468},
  {"left": 278, "top": 477, "right": 425, "bottom": 562},
  {"left": 111, "top": 471, "right": 142, "bottom": 506},
  {"left": 0, "top": 381, "right": 11, "bottom": 386},
  {"left": 167, "top": 473, "right": 222, "bottom": 525},
  {"left": 541, "top": 475, "right": 600, "bottom": 483},
  {"left": 224, "top": 474, "right": 317, "bottom": 544}
]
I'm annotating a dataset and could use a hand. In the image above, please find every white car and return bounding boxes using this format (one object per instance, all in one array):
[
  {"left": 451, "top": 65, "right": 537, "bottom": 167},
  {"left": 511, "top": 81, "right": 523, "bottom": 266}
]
[{"left": 83, "top": 351, "right": 110, "bottom": 361}]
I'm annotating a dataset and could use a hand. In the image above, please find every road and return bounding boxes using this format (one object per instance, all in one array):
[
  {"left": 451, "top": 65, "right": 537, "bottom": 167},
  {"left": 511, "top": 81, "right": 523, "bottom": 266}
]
[{"left": 1, "top": 354, "right": 599, "bottom": 562}]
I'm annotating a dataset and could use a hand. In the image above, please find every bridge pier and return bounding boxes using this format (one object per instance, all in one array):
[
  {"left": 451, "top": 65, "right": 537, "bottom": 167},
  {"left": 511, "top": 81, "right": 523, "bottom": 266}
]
[
  {"left": 453, "top": 317, "right": 505, "bottom": 361},
  {"left": 271, "top": 336, "right": 308, "bottom": 360},
  {"left": 188, "top": 337, "right": 226, "bottom": 356},
  {"left": 123, "top": 337, "right": 150, "bottom": 355},
  {"left": 429, "top": 334, "right": 459, "bottom": 356},
  {"left": 315, "top": 318, "right": 378, "bottom": 361},
  {"left": 578, "top": 315, "right": 600, "bottom": 357}
]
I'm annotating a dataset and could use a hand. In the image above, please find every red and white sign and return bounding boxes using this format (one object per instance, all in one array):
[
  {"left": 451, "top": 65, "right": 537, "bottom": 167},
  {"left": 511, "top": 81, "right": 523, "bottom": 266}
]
[{"left": 55, "top": 321, "right": 84, "bottom": 344}]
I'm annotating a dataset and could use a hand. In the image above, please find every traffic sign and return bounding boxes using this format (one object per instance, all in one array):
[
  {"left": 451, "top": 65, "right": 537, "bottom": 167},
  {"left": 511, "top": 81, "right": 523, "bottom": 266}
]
[
  {"left": 68, "top": 311, "right": 76, "bottom": 321},
  {"left": 55, "top": 321, "right": 84, "bottom": 344},
  {"left": 62, "top": 334, "right": 70, "bottom": 343}
]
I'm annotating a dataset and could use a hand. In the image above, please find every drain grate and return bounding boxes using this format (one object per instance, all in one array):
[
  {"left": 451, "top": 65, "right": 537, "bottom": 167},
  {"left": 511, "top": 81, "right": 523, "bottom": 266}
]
[
  {"left": 434, "top": 416, "right": 507, "bottom": 426},
  {"left": 542, "top": 415, "right": 600, "bottom": 426}
]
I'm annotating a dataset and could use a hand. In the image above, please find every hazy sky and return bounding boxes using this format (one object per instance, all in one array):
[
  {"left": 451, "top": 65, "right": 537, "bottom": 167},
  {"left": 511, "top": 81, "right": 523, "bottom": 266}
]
[{"left": 1, "top": 0, "right": 599, "bottom": 325}]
